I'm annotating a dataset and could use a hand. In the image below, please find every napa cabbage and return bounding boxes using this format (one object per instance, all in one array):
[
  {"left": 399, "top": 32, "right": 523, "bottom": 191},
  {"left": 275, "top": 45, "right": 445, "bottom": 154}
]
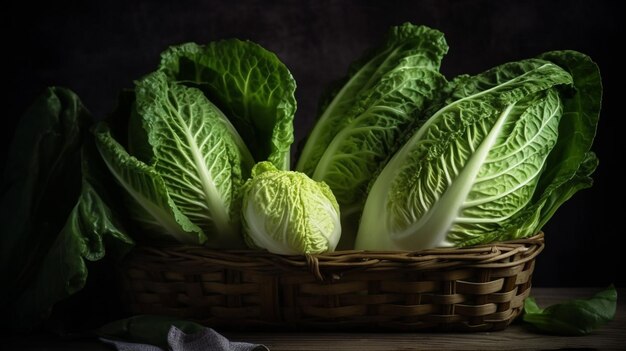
[
  {"left": 355, "top": 51, "right": 601, "bottom": 250},
  {"left": 96, "top": 40, "right": 296, "bottom": 247}
]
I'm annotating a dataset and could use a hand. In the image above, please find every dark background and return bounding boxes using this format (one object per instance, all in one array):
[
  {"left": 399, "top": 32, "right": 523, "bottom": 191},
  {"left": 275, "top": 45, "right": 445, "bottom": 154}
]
[{"left": 3, "top": 0, "right": 624, "bottom": 287}]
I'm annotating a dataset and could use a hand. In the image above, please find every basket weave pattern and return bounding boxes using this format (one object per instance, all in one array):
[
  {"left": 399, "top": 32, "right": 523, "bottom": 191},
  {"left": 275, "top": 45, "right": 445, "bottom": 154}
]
[{"left": 121, "top": 233, "right": 544, "bottom": 331}]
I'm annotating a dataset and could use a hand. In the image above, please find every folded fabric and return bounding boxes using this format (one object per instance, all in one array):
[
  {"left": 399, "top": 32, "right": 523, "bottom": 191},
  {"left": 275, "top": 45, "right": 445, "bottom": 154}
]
[{"left": 101, "top": 326, "right": 268, "bottom": 351}]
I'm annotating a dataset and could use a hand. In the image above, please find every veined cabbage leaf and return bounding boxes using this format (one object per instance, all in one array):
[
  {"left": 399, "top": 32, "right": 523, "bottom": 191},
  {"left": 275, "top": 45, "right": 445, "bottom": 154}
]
[
  {"left": 159, "top": 40, "right": 296, "bottom": 170},
  {"left": 532, "top": 51, "right": 601, "bottom": 229},
  {"left": 96, "top": 71, "right": 256, "bottom": 247},
  {"left": 356, "top": 52, "right": 601, "bottom": 250},
  {"left": 136, "top": 72, "right": 255, "bottom": 246},
  {"left": 95, "top": 123, "right": 206, "bottom": 245},
  {"left": 296, "top": 24, "right": 449, "bottom": 214}
]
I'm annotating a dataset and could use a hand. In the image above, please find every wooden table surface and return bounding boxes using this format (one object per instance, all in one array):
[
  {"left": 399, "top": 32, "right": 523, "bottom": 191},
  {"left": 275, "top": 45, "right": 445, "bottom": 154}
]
[{"left": 8, "top": 288, "right": 625, "bottom": 350}]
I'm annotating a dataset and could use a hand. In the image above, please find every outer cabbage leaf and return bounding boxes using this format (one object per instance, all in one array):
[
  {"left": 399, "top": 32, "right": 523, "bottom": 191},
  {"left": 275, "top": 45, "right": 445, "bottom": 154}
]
[
  {"left": 311, "top": 65, "right": 447, "bottom": 213},
  {"left": 95, "top": 123, "right": 205, "bottom": 245},
  {"left": 470, "top": 51, "right": 602, "bottom": 240},
  {"left": 1, "top": 88, "right": 132, "bottom": 330},
  {"left": 532, "top": 51, "right": 602, "bottom": 229},
  {"left": 523, "top": 285, "right": 616, "bottom": 335},
  {"left": 159, "top": 40, "right": 296, "bottom": 169},
  {"left": 356, "top": 60, "right": 574, "bottom": 250},
  {"left": 296, "top": 23, "right": 448, "bottom": 176},
  {"left": 12, "top": 140, "right": 134, "bottom": 328},
  {"left": 1, "top": 88, "right": 86, "bottom": 298},
  {"left": 134, "top": 72, "right": 254, "bottom": 248}
]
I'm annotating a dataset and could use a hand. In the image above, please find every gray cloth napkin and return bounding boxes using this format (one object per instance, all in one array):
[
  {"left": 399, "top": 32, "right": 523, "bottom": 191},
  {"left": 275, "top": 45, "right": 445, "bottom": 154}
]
[{"left": 100, "top": 326, "right": 268, "bottom": 351}]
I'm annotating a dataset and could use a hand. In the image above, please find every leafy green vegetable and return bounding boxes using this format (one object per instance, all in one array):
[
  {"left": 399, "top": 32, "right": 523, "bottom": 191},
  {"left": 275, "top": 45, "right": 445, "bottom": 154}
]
[
  {"left": 0, "top": 87, "right": 133, "bottom": 329},
  {"left": 355, "top": 52, "right": 601, "bottom": 250},
  {"left": 136, "top": 71, "right": 255, "bottom": 246},
  {"left": 96, "top": 71, "right": 257, "bottom": 247},
  {"left": 242, "top": 162, "right": 341, "bottom": 254},
  {"left": 1, "top": 25, "right": 604, "bottom": 337},
  {"left": 523, "top": 286, "right": 617, "bottom": 335},
  {"left": 95, "top": 124, "right": 206, "bottom": 245},
  {"left": 13, "top": 140, "right": 134, "bottom": 328},
  {"left": 96, "top": 40, "right": 296, "bottom": 247},
  {"left": 159, "top": 40, "right": 297, "bottom": 170},
  {"left": 296, "top": 24, "right": 449, "bottom": 214},
  {"left": 531, "top": 51, "right": 602, "bottom": 230},
  {"left": 1, "top": 88, "right": 85, "bottom": 300}
]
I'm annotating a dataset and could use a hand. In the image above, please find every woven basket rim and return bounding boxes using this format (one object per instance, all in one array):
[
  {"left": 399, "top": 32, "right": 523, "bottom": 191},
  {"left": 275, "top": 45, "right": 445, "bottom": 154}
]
[{"left": 126, "top": 232, "right": 544, "bottom": 281}]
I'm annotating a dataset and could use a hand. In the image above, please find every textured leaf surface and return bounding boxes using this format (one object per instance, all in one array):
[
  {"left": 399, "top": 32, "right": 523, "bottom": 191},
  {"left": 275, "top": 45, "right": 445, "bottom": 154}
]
[
  {"left": 95, "top": 123, "right": 205, "bottom": 245},
  {"left": 160, "top": 40, "right": 296, "bottom": 169},
  {"left": 356, "top": 60, "right": 575, "bottom": 250},
  {"left": 242, "top": 162, "right": 341, "bottom": 254},
  {"left": 297, "top": 23, "right": 449, "bottom": 178},
  {"left": 135, "top": 72, "right": 254, "bottom": 247}
]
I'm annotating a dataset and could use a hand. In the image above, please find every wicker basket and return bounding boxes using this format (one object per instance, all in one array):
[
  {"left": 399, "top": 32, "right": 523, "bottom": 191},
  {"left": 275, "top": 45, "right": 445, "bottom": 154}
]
[{"left": 120, "top": 233, "right": 544, "bottom": 332}]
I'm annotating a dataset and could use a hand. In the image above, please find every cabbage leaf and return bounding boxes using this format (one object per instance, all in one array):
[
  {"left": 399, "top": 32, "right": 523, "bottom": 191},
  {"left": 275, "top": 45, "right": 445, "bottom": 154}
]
[
  {"left": 523, "top": 286, "right": 617, "bottom": 335},
  {"left": 296, "top": 24, "right": 449, "bottom": 213},
  {"left": 96, "top": 72, "right": 258, "bottom": 247},
  {"left": 95, "top": 123, "right": 205, "bottom": 245},
  {"left": 135, "top": 72, "right": 255, "bottom": 247},
  {"left": 1, "top": 88, "right": 133, "bottom": 329},
  {"left": 159, "top": 40, "right": 296, "bottom": 169}
]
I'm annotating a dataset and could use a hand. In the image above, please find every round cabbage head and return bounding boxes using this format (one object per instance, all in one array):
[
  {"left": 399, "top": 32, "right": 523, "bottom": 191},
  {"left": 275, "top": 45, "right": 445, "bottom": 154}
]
[{"left": 242, "top": 162, "right": 341, "bottom": 255}]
